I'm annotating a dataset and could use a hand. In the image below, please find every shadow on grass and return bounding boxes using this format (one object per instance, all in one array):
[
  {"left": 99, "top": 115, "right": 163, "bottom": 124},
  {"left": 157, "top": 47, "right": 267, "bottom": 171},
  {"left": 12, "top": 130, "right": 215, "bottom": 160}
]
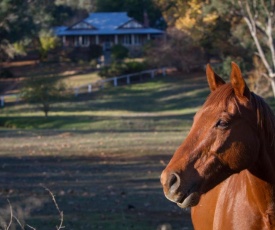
[
  {"left": 0, "top": 154, "right": 194, "bottom": 230},
  {"left": 0, "top": 112, "right": 195, "bottom": 131},
  {"left": 58, "top": 79, "right": 209, "bottom": 113},
  {"left": 2, "top": 75, "right": 209, "bottom": 114}
]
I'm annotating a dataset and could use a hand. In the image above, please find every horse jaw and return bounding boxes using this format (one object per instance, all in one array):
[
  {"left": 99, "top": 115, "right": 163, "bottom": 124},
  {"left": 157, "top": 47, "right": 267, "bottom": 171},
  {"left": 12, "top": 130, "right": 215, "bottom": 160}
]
[{"left": 177, "top": 192, "right": 200, "bottom": 209}]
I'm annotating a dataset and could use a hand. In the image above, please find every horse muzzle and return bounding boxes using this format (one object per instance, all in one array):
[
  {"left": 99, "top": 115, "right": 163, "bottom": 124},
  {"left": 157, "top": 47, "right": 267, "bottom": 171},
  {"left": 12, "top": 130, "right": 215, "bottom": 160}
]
[{"left": 160, "top": 170, "right": 201, "bottom": 208}]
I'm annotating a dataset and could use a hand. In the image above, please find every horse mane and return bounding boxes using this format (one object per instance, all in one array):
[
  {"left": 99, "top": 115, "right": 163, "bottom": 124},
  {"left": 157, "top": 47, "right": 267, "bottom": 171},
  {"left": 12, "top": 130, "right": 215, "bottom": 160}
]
[{"left": 251, "top": 92, "right": 275, "bottom": 151}]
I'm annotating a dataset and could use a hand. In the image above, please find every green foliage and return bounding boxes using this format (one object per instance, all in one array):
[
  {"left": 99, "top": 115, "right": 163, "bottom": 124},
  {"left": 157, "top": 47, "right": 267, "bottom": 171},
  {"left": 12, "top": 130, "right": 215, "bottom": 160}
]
[
  {"left": 99, "top": 61, "right": 146, "bottom": 78},
  {"left": 89, "top": 44, "right": 103, "bottom": 60},
  {"left": 111, "top": 44, "right": 129, "bottom": 61},
  {"left": 0, "top": 0, "right": 35, "bottom": 59},
  {"left": 145, "top": 28, "right": 204, "bottom": 72},
  {"left": 0, "top": 68, "right": 14, "bottom": 78},
  {"left": 38, "top": 31, "right": 60, "bottom": 61},
  {"left": 124, "top": 61, "right": 146, "bottom": 73},
  {"left": 212, "top": 56, "right": 250, "bottom": 80},
  {"left": 95, "top": 0, "right": 164, "bottom": 28},
  {"left": 20, "top": 76, "right": 68, "bottom": 117},
  {"left": 0, "top": 0, "right": 88, "bottom": 61},
  {"left": 99, "top": 62, "right": 127, "bottom": 78}
]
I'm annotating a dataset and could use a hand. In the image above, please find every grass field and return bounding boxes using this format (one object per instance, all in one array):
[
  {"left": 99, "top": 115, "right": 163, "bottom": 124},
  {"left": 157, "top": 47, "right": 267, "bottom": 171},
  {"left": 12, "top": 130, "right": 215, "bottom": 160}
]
[{"left": 2, "top": 66, "right": 272, "bottom": 230}]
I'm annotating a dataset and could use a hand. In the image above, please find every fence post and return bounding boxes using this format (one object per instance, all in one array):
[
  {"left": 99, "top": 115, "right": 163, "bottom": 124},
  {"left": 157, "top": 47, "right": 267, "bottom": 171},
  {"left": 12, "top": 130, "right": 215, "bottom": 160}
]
[
  {"left": 114, "top": 77, "right": 118, "bottom": 87},
  {"left": 1, "top": 96, "right": 4, "bottom": 107},
  {"left": 88, "top": 84, "right": 92, "bottom": 93},
  {"left": 151, "top": 71, "right": 154, "bottom": 78},
  {"left": 127, "top": 75, "right": 130, "bottom": 84},
  {"left": 162, "top": 68, "right": 166, "bottom": 76},
  {"left": 74, "top": 88, "right": 79, "bottom": 97}
]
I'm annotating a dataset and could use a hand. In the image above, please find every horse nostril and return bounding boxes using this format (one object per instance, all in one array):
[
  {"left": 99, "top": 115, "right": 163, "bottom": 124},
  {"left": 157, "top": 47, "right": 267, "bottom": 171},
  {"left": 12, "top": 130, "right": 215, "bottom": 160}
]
[
  {"left": 169, "top": 173, "right": 181, "bottom": 193},
  {"left": 169, "top": 173, "right": 177, "bottom": 188}
]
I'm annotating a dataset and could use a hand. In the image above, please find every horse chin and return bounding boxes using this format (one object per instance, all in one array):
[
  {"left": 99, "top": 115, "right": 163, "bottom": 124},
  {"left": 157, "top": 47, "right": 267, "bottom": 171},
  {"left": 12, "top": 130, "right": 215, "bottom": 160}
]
[{"left": 177, "top": 192, "right": 200, "bottom": 209}]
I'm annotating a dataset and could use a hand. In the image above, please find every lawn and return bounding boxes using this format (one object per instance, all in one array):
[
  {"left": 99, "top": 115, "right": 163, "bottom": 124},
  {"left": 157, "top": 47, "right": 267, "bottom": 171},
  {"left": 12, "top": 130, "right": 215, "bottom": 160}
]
[
  {"left": 0, "top": 71, "right": 208, "bottom": 130},
  {"left": 2, "top": 65, "right": 275, "bottom": 229},
  {"left": 0, "top": 68, "right": 230, "bottom": 229}
]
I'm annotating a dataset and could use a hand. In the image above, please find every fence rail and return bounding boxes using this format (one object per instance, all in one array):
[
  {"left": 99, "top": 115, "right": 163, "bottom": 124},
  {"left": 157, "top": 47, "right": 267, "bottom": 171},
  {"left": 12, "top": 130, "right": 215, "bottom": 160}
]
[
  {"left": 73, "top": 67, "right": 167, "bottom": 96},
  {"left": 0, "top": 67, "right": 167, "bottom": 106}
]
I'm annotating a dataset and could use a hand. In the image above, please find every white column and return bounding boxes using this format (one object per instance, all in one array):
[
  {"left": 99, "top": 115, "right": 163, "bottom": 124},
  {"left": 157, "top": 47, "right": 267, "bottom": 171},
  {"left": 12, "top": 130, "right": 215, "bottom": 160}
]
[
  {"left": 88, "top": 84, "right": 92, "bottom": 93},
  {"left": 62, "top": 36, "right": 66, "bottom": 46},
  {"left": 151, "top": 71, "right": 154, "bottom": 78},
  {"left": 131, "top": 34, "right": 134, "bottom": 45},
  {"left": 114, "top": 77, "right": 118, "bottom": 87},
  {"left": 115, "top": 35, "right": 118, "bottom": 44},
  {"left": 79, "top": 36, "right": 82, "bottom": 46}
]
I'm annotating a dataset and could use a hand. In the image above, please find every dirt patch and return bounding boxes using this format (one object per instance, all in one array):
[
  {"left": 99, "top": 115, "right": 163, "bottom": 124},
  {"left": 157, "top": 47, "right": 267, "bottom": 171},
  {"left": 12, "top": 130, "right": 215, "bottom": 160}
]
[{"left": 0, "top": 131, "right": 194, "bottom": 230}]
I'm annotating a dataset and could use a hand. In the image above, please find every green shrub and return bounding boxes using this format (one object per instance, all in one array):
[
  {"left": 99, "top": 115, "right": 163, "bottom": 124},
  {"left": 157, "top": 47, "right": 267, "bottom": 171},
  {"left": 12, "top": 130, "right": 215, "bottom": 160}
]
[
  {"left": 124, "top": 61, "right": 146, "bottom": 74},
  {"left": 99, "top": 61, "right": 146, "bottom": 78},
  {"left": 89, "top": 44, "right": 103, "bottom": 60},
  {"left": 99, "top": 62, "right": 126, "bottom": 78},
  {"left": 111, "top": 45, "right": 129, "bottom": 60}
]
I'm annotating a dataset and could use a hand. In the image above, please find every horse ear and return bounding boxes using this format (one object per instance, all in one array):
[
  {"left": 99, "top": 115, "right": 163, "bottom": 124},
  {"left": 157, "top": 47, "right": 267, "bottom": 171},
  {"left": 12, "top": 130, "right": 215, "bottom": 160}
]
[
  {"left": 230, "top": 62, "right": 250, "bottom": 99},
  {"left": 206, "top": 64, "right": 225, "bottom": 91}
]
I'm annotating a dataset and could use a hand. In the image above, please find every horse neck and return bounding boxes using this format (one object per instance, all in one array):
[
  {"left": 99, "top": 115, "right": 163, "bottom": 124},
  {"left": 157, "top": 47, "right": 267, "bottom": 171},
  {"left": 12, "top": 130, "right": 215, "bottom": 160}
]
[
  {"left": 250, "top": 93, "right": 275, "bottom": 184},
  {"left": 250, "top": 146, "right": 275, "bottom": 185},
  {"left": 233, "top": 170, "right": 275, "bottom": 218}
]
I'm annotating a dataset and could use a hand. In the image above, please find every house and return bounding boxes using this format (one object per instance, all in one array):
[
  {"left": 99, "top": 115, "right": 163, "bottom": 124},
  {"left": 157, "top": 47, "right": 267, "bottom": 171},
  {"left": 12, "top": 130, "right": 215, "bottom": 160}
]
[{"left": 54, "top": 12, "right": 164, "bottom": 56}]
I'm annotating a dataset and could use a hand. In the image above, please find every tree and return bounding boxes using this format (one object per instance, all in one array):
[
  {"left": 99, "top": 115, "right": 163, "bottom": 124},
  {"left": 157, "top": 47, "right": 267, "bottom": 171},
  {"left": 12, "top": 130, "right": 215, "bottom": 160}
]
[
  {"left": 0, "top": 0, "right": 35, "bottom": 60},
  {"left": 56, "top": 0, "right": 96, "bottom": 12},
  {"left": 38, "top": 30, "right": 60, "bottom": 61},
  {"left": 96, "top": 0, "right": 164, "bottom": 28},
  {"left": 207, "top": 0, "right": 275, "bottom": 97},
  {"left": 145, "top": 28, "right": 204, "bottom": 72},
  {"left": 111, "top": 45, "right": 129, "bottom": 61},
  {"left": 21, "top": 76, "right": 67, "bottom": 117}
]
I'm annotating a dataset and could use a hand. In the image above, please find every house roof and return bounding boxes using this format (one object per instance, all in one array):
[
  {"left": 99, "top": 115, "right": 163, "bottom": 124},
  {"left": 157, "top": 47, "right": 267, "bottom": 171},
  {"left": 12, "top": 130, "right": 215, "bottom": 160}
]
[
  {"left": 55, "top": 12, "right": 164, "bottom": 36},
  {"left": 84, "top": 12, "right": 131, "bottom": 30}
]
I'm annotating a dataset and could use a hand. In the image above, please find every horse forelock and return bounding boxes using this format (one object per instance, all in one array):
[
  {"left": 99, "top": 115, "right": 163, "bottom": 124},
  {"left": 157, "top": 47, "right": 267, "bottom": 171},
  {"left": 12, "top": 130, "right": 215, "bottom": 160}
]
[{"left": 204, "top": 83, "right": 235, "bottom": 109}]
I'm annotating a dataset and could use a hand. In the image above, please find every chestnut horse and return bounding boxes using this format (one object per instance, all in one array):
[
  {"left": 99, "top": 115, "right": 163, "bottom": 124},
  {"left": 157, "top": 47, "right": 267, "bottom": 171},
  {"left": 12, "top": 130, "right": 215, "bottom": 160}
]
[{"left": 160, "top": 63, "right": 275, "bottom": 229}]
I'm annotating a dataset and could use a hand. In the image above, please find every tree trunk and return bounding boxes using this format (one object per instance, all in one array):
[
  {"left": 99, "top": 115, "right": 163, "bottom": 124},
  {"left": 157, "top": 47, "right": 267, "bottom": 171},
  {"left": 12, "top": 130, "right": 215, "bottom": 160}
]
[
  {"left": 270, "top": 77, "right": 275, "bottom": 98},
  {"left": 43, "top": 103, "right": 49, "bottom": 118}
]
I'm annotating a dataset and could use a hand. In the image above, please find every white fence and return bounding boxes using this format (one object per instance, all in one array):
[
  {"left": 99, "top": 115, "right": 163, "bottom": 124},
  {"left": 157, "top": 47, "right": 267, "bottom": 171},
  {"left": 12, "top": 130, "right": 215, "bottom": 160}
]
[
  {"left": 73, "top": 67, "right": 167, "bottom": 96},
  {"left": 0, "top": 67, "right": 167, "bottom": 106},
  {"left": 0, "top": 94, "right": 20, "bottom": 107}
]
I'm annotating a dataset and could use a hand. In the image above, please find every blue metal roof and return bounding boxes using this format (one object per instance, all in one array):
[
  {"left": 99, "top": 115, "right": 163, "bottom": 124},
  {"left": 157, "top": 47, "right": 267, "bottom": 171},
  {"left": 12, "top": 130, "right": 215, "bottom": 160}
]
[
  {"left": 84, "top": 12, "right": 130, "bottom": 30},
  {"left": 55, "top": 12, "right": 164, "bottom": 36}
]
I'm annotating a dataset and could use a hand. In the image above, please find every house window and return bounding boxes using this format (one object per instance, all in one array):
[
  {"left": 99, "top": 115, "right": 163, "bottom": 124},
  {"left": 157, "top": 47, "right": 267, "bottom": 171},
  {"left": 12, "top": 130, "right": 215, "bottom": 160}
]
[
  {"left": 74, "top": 36, "right": 79, "bottom": 47},
  {"left": 72, "top": 22, "right": 93, "bottom": 29},
  {"left": 134, "top": 35, "right": 140, "bottom": 45},
  {"left": 123, "top": 35, "right": 131, "bottom": 45},
  {"left": 74, "top": 36, "right": 90, "bottom": 47},
  {"left": 122, "top": 20, "right": 143, "bottom": 29},
  {"left": 81, "top": 36, "right": 90, "bottom": 47}
]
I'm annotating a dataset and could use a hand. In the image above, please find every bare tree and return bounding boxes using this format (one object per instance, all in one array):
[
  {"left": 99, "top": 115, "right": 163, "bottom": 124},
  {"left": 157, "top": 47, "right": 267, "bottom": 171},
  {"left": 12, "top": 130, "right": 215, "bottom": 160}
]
[
  {"left": 235, "top": 0, "right": 275, "bottom": 96},
  {"left": 209, "top": 0, "right": 275, "bottom": 96}
]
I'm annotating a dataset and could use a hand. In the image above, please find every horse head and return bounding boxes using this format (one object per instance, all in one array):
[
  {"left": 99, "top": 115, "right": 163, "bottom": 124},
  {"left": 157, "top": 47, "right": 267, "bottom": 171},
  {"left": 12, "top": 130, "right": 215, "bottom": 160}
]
[{"left": 160, "top": 62, "right": 261, "bottom": 208}]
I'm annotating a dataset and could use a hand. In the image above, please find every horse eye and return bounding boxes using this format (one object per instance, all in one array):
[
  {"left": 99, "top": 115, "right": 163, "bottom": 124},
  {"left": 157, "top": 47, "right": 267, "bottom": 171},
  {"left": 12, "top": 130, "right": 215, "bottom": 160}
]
[{"left": 216, "top": 120, "right": 229, "bottom": 129}]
